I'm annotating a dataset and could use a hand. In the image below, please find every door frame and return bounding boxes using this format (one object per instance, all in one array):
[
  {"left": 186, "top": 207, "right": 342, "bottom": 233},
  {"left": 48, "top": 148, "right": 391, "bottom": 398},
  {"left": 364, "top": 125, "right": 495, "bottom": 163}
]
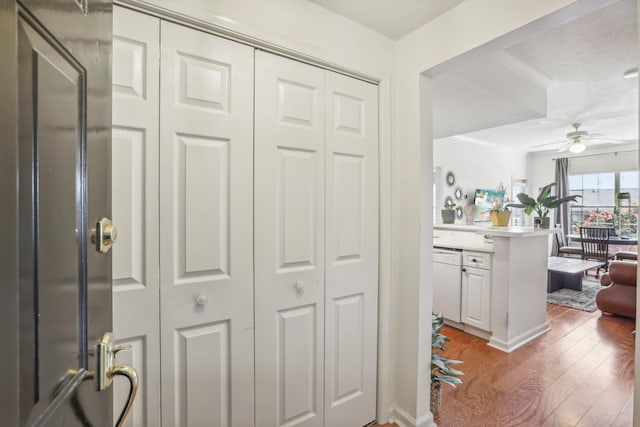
[{"left": 0, "top": 0, "right": 19, "bottom": 423}]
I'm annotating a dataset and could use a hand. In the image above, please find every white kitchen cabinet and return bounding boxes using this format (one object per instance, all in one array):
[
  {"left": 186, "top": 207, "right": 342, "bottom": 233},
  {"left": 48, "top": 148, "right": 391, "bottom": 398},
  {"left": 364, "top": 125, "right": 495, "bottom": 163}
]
[{"left": 461, "top": 251, "right": 491, "bottom": 332}]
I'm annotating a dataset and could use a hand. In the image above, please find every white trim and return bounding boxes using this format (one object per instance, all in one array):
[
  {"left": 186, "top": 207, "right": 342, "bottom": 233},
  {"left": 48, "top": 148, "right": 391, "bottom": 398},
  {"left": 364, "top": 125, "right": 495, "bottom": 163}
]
[
  {"left": 488, "top": 323, "right": 550, "bottom": 353},
  {"left": 115, "top": 0, "right": 380, "bottom": 84},
  {"left": 376, "top": 78, "right": 394, "bottom": 423},
  {"left": 390, "top": 404, "right": 435, "bottom": 427}
]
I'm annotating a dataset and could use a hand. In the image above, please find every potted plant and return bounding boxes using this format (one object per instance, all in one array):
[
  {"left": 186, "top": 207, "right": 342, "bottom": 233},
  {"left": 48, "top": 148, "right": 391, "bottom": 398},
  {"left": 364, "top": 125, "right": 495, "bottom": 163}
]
[
  {"left": 441, "top": 199, "right": 457, "bottom": 224},
  {"left": 490, "top": 206, "right": 511, "bottom": 226},
  {"left": 431, "top": 312, "right": 463, "bottom": 414},
  {"left": 507, "top": 182, "right": 580, "bottom": 228}
]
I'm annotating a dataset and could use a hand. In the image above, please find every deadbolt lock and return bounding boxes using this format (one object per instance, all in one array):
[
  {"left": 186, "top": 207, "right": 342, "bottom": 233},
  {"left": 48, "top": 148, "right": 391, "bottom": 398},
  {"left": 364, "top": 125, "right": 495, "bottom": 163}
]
[{"left": 91, "top": 217, "right": 117, "bottom": 253}]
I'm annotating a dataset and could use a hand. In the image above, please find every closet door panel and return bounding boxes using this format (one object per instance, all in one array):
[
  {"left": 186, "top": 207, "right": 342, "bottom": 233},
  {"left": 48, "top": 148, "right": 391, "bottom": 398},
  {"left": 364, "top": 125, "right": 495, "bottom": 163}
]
[
  {"left": 255, "top": 51, "right": 325, "bottom": 427},
  {"left": 160, "top": 21, "right": 254, "bottom": 427},
  {"left": 324, "top": 71, "right": 379, "bottom": 426},
  {"left": 112, "top": 7, "right": 161, "bottom": 426}
]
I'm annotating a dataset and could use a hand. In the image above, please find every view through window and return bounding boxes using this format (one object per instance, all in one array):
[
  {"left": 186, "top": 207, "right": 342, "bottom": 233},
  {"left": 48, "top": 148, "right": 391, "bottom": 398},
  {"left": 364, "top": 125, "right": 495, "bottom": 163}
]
[{"left": 569, "top": 171, "right": 639, "bottom": 237}]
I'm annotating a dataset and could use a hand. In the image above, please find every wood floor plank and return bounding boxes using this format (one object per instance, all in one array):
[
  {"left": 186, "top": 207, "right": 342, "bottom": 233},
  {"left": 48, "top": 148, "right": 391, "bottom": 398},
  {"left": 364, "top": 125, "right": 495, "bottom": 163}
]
[{"left": 434, "top": 304, "right": 635, "bottom": 427}]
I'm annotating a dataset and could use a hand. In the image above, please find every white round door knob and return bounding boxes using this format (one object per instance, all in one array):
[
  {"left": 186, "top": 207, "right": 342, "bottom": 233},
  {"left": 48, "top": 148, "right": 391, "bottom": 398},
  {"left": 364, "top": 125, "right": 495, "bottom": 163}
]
[
  {"left": 294, "top": 281, "right": 304, "bottom": 294},
  {"left": 195, "top": 294, "right": 208, "bottom": 305}
]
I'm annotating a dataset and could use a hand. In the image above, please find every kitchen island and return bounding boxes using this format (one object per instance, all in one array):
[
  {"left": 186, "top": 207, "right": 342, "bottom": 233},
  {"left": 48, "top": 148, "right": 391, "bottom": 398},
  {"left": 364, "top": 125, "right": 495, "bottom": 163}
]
[
  {"left": 481, "top": 226, "right": 556, "bottom": 352},
  {"left": 433, "top": 224, "right": 557, "bottom": 353}
]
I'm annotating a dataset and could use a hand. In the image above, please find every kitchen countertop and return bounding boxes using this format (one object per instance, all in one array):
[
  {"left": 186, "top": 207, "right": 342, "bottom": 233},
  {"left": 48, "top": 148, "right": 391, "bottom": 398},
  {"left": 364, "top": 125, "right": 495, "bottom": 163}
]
[
  {"left": 433, "top": 237, "right": 494, "bottom": 252},
  {"left": 434, "top": 224, "right": 492, "bottom": 232},
  {"left": 479, "top": 226, "right": 559, "bottom": 238}
]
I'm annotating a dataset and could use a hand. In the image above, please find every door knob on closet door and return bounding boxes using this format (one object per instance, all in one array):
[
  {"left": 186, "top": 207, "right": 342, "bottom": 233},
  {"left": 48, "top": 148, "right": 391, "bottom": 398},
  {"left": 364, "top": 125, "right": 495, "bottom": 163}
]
[
  {"left": 294, "top": 281, "right": 304, "bottom": 295},
  {"left": 195, "top": 294, "right": 208, "bottom": 305}
]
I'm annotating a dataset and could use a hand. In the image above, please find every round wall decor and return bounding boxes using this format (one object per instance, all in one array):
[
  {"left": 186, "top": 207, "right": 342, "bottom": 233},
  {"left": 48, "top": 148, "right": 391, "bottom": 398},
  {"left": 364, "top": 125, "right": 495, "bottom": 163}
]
[
  {"left": 454, "top": 186, "right": 463, "bottom": 200},
  {"left": 446, "top": 171, "right": 455, "bottom": 186}
]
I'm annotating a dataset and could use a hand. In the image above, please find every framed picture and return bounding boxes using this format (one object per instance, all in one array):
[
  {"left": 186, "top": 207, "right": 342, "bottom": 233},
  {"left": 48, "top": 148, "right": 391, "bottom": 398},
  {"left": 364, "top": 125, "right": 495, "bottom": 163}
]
[{"left": 474, "top": 189, "right": 506, "bottom": 222}]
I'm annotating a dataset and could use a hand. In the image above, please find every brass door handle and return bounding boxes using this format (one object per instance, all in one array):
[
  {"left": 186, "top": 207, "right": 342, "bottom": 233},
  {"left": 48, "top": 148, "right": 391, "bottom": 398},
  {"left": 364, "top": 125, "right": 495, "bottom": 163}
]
[
  {"left": 95, "top": 332, "right": 138, "bottom": 427},
  {"left": 109, "top": 365, "right": 138, "bottom": 427}
]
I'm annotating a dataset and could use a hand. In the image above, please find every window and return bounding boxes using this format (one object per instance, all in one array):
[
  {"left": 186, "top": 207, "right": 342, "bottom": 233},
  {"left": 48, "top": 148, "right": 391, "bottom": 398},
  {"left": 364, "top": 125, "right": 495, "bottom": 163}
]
[
  {"left": 569, "top": 171, "right": 638, "bottom": 237},
  {"left": 510, "top": 177, "right": 527, "bottom": 226}
]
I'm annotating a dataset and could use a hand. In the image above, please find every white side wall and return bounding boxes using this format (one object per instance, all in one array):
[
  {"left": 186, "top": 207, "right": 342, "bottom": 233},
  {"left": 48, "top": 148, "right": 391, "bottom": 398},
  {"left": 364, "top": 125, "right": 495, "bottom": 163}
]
[
  {"left": 394, "top": 1, "right": 613, "bottom": 425},
  {"left": 434, "top": 138, "right": 527, "bottom": 222}
]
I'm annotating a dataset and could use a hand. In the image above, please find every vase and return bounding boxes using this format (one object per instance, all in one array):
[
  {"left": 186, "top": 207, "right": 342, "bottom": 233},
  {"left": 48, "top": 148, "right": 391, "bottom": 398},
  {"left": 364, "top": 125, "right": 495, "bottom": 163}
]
[
  {"left": 490, "top": 211, "right": 511, "bottom": 227},
  {"left": 463, "top": 205, "right": 477, "bottom": 225},
  {"left": 441, "top": 209, "right": 456, "bottom": 224},
  {"left": 534, "top": 217, "right": 550, "bottom": 228},
  {"left": 430, "top": 382, "right": 442, "bottom": 414}
]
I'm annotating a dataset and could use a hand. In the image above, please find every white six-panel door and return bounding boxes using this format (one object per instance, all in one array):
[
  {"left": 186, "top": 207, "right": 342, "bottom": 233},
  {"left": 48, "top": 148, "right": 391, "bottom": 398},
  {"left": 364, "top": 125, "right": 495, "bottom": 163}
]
[
  {"left": 255, "top": 51, "right": 326, "bottom": 427},
  {"left": 112, "top": 7, "right": 161, "bottom": 426},
  {"left": 112, "top": 10, "right": 378, "bottom": 425},
  {"left": 159, "top": 21, "right": 255, "bottom": 427},
  {"left": 255, "top": 51, "right": 379, "bottom": 427},
  {"left": 324, "top": 71, "right": 379, "bottom": 426}
]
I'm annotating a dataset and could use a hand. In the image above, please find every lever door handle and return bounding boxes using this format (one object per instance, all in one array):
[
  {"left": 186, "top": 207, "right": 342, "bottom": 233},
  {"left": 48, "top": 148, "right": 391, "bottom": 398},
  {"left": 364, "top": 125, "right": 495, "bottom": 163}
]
[
  {"left": 95, "top": 332, "right": 138, "bottom": 427},
  {"left": 109, "top": 365, "right": 138, "bottom": 427}
]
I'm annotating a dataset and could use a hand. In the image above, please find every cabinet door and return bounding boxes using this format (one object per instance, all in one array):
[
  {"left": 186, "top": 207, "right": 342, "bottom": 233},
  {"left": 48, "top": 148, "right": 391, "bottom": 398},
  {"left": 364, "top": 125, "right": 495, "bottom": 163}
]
[
  {"left": 255, "top": 51, "right": 325, "bottom": 427},
  {"left": 159, "top": 22, "right": 255, "bottom": 427},
  {"left": 112, "top": 7, "right": 161, "bottom": 426},
  {"left": 324, "top": 71, "right": 378, "bottom": 426},
  {"left": 461, "top": 266, "right": 491, "bottom": 331}
]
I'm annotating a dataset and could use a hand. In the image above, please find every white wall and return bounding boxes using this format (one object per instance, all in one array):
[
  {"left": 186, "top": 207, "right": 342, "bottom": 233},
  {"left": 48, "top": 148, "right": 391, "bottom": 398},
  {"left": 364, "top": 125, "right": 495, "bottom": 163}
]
[
  {"left": 135, "top": 0, "right": 393, "bottom": 79},
  {"left": 528, "top": 143, "right": 639, "bottom": 195},
  {"left": 434, "top": 138, "right": 527, "bottom": 223},
  {"left": 394, "top": 1, "right": 615, "bottom": 425}
]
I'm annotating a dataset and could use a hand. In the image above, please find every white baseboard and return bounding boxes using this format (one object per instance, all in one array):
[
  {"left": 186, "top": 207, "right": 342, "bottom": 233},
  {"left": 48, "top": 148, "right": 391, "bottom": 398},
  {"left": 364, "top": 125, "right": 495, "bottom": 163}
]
[
  {"left": 488, "top": 322, "right": 549, "bottom": 353},
  {"left": 389, "top": 404, "right": 435, "bottom": 427}
]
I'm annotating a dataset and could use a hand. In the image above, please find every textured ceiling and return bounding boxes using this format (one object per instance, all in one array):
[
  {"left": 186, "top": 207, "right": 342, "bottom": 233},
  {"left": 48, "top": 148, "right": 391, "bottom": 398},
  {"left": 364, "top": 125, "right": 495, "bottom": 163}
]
[
  {"left": 432, "top": 0, "right": 638, "bottom": 152},
  {"left": 308, "top": 0, "right": 638, "bottom": 152},
  {"left": 308, "top": 0, "right": 465, "bottom": 40}
]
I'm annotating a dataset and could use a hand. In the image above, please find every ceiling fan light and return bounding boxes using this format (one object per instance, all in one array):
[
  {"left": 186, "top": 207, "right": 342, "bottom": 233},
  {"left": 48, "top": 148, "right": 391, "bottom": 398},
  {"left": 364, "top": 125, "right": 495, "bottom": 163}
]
[{"left": 569, "top": 140, "right": 586, "bottom": 153}]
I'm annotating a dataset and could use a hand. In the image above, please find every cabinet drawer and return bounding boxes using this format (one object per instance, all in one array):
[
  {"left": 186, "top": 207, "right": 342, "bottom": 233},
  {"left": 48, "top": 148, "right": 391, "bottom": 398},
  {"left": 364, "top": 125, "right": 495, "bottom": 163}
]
[{"left": 462, "top": 251, "right": 491, "bottom": 269}]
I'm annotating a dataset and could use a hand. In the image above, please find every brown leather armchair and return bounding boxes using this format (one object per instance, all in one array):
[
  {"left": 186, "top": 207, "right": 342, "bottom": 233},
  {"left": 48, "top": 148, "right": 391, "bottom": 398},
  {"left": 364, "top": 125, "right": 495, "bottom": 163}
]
[{"left": 595, "top": 260, "right": 637, "bottom": 319}]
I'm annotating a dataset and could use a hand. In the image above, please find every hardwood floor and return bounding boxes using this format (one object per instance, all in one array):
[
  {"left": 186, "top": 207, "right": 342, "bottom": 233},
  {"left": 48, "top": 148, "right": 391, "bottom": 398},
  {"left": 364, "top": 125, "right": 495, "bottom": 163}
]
[{"left": 434, "top": 304, "right": 635, "bottom": 426}]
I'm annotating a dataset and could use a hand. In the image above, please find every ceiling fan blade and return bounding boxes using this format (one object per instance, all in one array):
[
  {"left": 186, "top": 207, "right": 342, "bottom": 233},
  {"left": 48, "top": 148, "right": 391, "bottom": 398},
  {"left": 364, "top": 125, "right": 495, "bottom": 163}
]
[
  {"left": 588, "top": 137, "right": 632, "bottom": 144},
  {"left": 532, "top": 139, "right": 566, "bottom": 148}
]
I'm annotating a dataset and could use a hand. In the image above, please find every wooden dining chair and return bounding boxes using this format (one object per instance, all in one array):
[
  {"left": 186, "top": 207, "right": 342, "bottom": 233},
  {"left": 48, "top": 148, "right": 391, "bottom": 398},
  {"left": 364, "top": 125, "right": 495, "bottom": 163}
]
[
  {"left": 579, "top": 226, "right": 616, "bottom": 278},
  {"left": 554, "top": 232, "right": 582, "bottom": 258}
]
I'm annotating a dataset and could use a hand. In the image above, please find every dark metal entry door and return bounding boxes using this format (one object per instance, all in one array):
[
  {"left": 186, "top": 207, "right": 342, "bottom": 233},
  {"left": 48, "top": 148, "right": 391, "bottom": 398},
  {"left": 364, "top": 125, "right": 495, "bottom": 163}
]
[{"left": 6, "top": 0, "right": 132, "bottom": 425}]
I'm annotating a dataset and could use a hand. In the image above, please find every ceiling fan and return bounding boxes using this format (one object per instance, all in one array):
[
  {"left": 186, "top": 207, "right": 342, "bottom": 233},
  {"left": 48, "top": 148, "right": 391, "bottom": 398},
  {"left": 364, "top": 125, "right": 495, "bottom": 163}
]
[{"left": 534, "top": 123, "right": 628, "bottom": 153}]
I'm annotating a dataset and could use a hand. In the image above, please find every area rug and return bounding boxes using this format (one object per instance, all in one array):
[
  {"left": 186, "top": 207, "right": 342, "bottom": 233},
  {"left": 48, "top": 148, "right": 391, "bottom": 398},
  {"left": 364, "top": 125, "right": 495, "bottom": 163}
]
[{"left": 546, "top": 276, "right": 605, "bottom": 312}]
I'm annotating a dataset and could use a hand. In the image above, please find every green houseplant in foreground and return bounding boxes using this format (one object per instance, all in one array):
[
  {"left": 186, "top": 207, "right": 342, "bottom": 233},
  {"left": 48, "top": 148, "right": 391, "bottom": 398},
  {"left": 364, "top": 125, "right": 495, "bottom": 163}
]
[
  {"left": 507, "top": 182, "right": 580, "bottom": 228},
  {"left": 431, "top": 312, "right": 463, "bottom": 414}
]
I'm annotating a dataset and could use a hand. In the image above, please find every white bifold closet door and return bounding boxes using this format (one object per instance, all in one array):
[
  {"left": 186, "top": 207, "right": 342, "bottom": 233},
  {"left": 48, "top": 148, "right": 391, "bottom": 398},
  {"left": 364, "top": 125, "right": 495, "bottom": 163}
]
[
  {"left": 255, "top": 51, "right": 326, "bottom": 427},
  {"left": 159, "top": 21, "right": 255, "bottom": 427},
  {"left": 324, "top": 71, "right": 379, "bottom": 426},
  {"left": 255, "top": 50, "right": 379, "bottom": 427},
  {"left": 112, "top": 6, "right": 161, "bottom": 426}
]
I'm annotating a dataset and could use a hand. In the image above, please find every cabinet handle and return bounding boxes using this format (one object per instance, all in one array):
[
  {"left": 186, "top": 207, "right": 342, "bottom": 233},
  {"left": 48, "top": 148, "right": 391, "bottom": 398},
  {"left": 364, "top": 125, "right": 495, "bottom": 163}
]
[
  {"left": 462, "top": 268, "right": 466, "bottom": 272},
  {"left": 472, "top": 258, "right": 478, "bottom": 263}
]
